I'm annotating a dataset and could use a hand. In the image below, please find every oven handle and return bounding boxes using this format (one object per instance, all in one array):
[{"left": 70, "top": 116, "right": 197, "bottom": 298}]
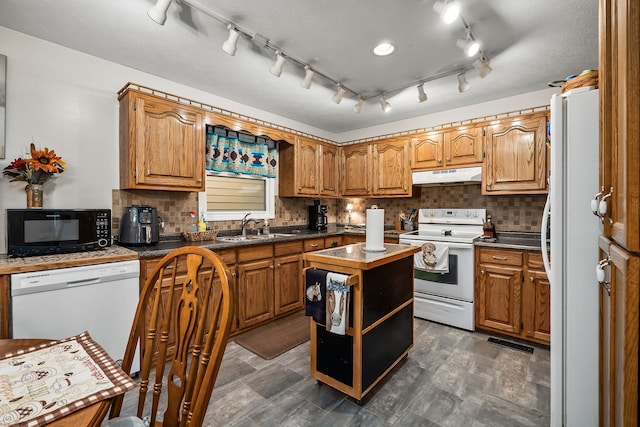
[{"left": 399, "top": 240, "right": 475, "bottom": 250}]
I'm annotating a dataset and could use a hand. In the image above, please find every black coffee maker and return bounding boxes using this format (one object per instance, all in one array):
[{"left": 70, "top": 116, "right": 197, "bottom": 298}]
[{"left": 308, "top": 200, "right": 328, "bottom": 231}]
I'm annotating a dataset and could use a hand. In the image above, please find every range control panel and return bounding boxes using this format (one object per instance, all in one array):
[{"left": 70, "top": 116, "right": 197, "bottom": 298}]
[{"left": 418, "top": 209, "right": 486, "bottom": 225}]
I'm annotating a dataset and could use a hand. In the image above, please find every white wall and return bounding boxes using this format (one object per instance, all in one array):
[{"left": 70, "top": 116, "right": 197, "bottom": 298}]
[{"left": 0, "top": 26, "right": 559, "bottom": 254}]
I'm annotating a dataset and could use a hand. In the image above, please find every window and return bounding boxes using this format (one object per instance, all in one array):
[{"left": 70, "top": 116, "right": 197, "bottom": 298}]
[{"left": 198, "top": 172, "right": 275, "bottom": 221}]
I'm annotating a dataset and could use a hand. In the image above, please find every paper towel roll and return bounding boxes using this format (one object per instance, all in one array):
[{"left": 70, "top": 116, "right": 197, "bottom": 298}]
[{"left": 365, "top": 208, "right": 386, "bottom": 251}]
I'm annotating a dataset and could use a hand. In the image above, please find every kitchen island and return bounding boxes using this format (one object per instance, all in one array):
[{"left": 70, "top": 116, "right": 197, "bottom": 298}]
[{"left": 303, "top": 242, "right": 420, "bottom": 402}]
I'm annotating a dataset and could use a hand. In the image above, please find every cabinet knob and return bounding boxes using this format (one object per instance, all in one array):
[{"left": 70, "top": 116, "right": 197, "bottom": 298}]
[
  {"left": 437, "top": 159, "right": 443, "bottom": 164},
  {"left": 530, "top": 276, "right": 534, "bottom": 282},
  {"left": 232, "top": 272, "right": 237, "bottom": 278},
  {"left": 446, "top": 158, "right": 451, "bottom": 161},
  {"left": 481, "top": 270, "right": 485, "bottom": 274},
  {"left": 270, "top": 265, "right": 275, "bottom": 269},
  {"left": 276, "top": 263, "right": 282, "bottom": 268}
]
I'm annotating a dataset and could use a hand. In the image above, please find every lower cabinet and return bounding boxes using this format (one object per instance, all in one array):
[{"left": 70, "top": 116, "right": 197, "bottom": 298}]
[
  {"left": 475, "top": 247, "right": 550, "bottom": 346},
  {"left": 237, "top": 245, "right": 276, "bottom": 329},
  {"left": 274, "top": 241, "right": 304, "bottom": 316}
]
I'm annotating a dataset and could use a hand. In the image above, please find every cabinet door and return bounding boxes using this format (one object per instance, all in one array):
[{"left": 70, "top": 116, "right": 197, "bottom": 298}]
[
  {"left": 599, "top": 239, "right": 639, "bottom": 427},
  {"left": 123, "top": 92, "right": 205, "bottom": 191},
  {"left": 372, "top": 138, "right": 410, "bottom": 196},
  {"left": 410, "top": 132, "right": 443, "bottom": 169},
  {"left": 343, "top": 235, "right": 365, "bottom": 245},
  {"left": 342, "top": 144, "right": 371, "bottom": 196},
  {"left": 476, "top": 263, "right": 522, "bottom": 335},
  {"left": 444, "top": 126, "right": 484, "bottom": 167},
  {"left": 295, "top": 137, "right": 320, "bottom": 196},
  {"left": 237, "top": 259, "right": 274, "bottom": 329},
  {"left": 274, "top": 254, "right": 303, "bottom": 315},
  {"left": 483, "top": 114, "right": 548, "bottom": 194},
  {"left": 523, "top": 268, "right": 551, "bottom": 344},
  {"left": 320, "top": 144, "right": 340, "bottom": 197}
]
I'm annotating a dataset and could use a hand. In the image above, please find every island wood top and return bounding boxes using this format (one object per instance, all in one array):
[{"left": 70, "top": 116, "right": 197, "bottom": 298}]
[
  {"left": 0, "top": 246, "right": 139, "bottom": 275},
  {"left": 303, "top": 242, "right": 419, "bottom": 270}
]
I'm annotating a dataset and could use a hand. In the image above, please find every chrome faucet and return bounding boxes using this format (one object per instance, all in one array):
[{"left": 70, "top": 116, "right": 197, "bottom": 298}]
[{"left": 241, "top": 213, "right": 260, "bottom": 237}]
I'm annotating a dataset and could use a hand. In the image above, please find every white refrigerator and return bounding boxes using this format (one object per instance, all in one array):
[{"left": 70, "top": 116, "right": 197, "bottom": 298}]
[{"left": 542, "top": 88, "right": 600, "bottom": 426}]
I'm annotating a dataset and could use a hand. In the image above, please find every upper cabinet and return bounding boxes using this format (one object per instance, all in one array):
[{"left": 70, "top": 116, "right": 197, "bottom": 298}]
[
  {"left": 342, "top": 143, "right": 371, "bottom": 197},
  {"left": 372, "top": 137, "right": 412, "bottom": 197},
  {"left": 279, "top": 136, "right": 340, "bottom": 198},
  {"left": 410, "top": 125, "right": 483, "bottom": 170},
  {"left": 483, "top": 113, "right": 549, "bottom": 195},
  {"left": 119, "top": 89, "right": 205, "bottom": 192}
]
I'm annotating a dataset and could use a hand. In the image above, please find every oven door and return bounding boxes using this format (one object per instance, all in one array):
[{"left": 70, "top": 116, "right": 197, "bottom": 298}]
[{"left": 399, "top": 239, "right": 475, "bottom": 302}]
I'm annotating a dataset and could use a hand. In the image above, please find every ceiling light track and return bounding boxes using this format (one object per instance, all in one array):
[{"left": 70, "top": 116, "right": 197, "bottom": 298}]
[{"left": 148, "top": 0, "right": 491, "bottom": 114}]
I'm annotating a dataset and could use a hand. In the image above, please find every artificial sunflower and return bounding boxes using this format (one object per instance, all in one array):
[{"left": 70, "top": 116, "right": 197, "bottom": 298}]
[
  {"left": 3, "top": 142, "right": 66, "bottom": 185},
  {"left": 25, "top": 143, "right": 63, "bottom": 173}
]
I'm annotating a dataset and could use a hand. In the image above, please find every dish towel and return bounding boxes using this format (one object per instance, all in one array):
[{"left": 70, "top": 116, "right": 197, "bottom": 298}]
[
  {"left": 326, "top": 272, "right": 350, "bottom": 335},
  {"left": 305, "top": 269, "right": 327, "bottom": 325},
  {"left": 415, "top": 242, "right": 450, "bottom": 274}
]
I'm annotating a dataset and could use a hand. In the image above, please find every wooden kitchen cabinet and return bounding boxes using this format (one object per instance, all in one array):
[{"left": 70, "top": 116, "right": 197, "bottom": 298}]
[
  {"left": 371, "top": 137, "right": 413, "bottom": 197},
  {"left": 475, "top": 246, "right": 550, "bottom": 345},
  {"left": 118, "top": 87, "right": 205, "bottom": 192},
  {"left": 274, "top": 241, "right": 304, "bottom": 316},
  {"left": 483, "top": 113, "right": 549, "bottom": 195},
  {"left": 410, "top": 125, "right": 483, "bottom": 170},
  {"left": 279, "top": 137, "right": 340, "bottom": 198},
  {"left": 237, "top": 245, "right": 275, "bottom": 329},
  {"left": 342, "top": 143, "right": 371, "bottom": 196}
]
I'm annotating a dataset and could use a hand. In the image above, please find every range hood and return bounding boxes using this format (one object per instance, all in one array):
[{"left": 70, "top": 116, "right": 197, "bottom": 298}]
[{"left": 412, "top": 166, "right": 482, "bottom": 186}]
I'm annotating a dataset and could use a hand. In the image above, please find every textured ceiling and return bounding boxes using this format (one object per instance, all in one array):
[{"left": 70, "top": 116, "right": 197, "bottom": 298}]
[{"left": 0, "top": 0, "right": 599, "bottom": 133}]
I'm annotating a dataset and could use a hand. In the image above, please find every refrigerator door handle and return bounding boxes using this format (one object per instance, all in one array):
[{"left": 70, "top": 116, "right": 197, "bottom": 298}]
[{"left": 541, "top": 193, "right": 551, "bottom": 277}]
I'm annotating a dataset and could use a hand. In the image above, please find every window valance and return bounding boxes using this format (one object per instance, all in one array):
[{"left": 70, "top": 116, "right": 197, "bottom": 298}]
[{"left": 205, "top": 125, "right": 278, "bottom": 178}]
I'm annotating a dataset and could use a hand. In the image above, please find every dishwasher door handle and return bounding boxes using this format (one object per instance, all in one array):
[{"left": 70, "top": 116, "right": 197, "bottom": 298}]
[{"left": 67, "top": 277, "right": 102, "bottom": 287}]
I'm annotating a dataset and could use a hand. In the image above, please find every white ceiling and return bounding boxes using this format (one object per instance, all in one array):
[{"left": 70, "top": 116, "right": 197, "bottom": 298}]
[{"left": 0, "top": 0, "right": 598, "bottom": 133}]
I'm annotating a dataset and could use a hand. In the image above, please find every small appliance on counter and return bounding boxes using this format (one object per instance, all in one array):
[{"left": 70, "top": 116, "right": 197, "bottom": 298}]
[
  {"left": 308, "top": 200, "right": 328, "bottom": 231},
  {"left": 119, "top": 205, "right": 160, "bottom": 246}
]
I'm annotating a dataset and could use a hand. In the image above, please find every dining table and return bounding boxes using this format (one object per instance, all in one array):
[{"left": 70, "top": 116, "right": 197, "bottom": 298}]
[{"left": 0, "top": 338, "right": 113, "bottom": 426}]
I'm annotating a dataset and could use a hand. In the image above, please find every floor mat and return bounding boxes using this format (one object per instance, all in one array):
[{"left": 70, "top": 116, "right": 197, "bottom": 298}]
[{"left": 233, "top": 311, "right": 310, "bottom": 359}]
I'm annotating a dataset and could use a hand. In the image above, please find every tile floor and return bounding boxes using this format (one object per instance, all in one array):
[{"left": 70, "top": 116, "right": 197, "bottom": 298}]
[{"left": 116, "top": 318, "right": 550, "bottom": 426}]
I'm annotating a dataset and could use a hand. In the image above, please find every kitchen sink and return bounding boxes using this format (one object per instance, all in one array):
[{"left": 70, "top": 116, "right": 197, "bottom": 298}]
[{"left": 217, "top": 233, "right": 296, "bottom": 242}]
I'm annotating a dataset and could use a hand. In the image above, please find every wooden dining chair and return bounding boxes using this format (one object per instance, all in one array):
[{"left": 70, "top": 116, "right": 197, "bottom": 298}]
[{"left": 105, "top": 246, "right": 234, "bottom": 427}]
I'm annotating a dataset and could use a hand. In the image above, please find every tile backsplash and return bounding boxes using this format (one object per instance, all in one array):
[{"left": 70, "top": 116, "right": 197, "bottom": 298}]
[{"left": 112, "top": 184, "right": 545, "bottom": 237}]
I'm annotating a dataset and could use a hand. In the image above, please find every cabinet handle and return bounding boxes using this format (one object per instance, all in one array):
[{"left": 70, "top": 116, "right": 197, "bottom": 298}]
[
  {"left": 492, "top": 256, "right": 508, "bottom": 260},
  {"left": 597, "top": 254, "right": 611, "bottom": 296},
  {"left": 530, "top": 276, "right": 534, "bottom": 282},
  {"left": 309, "top": 244, "right": 319, "bottom": 248}
]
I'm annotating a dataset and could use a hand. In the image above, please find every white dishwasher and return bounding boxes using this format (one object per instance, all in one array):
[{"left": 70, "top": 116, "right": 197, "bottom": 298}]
[{"left": 11, "top": 259, "right": 140, "bottom": 373}]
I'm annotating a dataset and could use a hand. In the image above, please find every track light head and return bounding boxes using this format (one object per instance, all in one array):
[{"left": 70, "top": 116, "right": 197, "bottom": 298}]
[
  {"left": 457, "top": 72, "right": 470, "bottom": 93},
  {"left": 301, "top": 66, "right": 315, "bottom": 89},
  {"left": 433, "top": 1, "right": 460, "bottom": 24},
  {"left": 222, "top": 25, "right": 240, "bottom": 56},
  {"left": 148, "top": 0, "right": 172, "bottom": 25},
  {"left": 473, "top": 56, "right": 493, "bottom": 78},
  {"left": 456, "top": 32, "right": 481, "bottom": 57},
  {"left": 354, "top": 97, "right": 365, "bottom": 113},
  {"left": 417, "top": 84, "right": 428, "bottom": 103},
  {"left": 270, "top": 51, "right": 286, "bottom": 77},
  {"left": 332, "top": 84, "right": 346, "bottom": 104},
  {"left": 379, "top": 95, "right": 391, "bottom": 112}
]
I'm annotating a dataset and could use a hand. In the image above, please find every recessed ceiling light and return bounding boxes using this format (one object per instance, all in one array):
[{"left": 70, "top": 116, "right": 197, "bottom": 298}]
[{"left": 373, "top": 42, "right": 395, "bottom": 56}]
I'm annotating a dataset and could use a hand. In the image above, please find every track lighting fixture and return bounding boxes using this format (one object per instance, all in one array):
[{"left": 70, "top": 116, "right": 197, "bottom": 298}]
[
  {"left": 379, "top": 95, "right": 391, "bottom": 112},
  {"left": 457, "top": 72, "right": 470, "bottom": 93},
  {"left": 417, "top": 83, "right": 427, "bottom": 103},
  {"left": 301, "top": 66, "right": 315, "bottom": 89},
  {"left": 433, "top": 1, "right": 460, "bottom": 24},
  {"left": 354, "top": 97, "right": 364, "bottom": 113},
  {"left": 270, "top": 51, "right": 286, "bottom": 77},
  {"left": 456, "top": 29, "right": 480, "bottom": 57},
  {"left": 148, "top": 0, "right": 172, "bottom": 25},
  {"left": 222, "top": 24, "right": 240, "bottom": 56},
  {"left": 473, "top": 56, "right": 493, "bottom": 78},
  {"left": 332, "top": 84, "right": 346, "bottom": 104}
]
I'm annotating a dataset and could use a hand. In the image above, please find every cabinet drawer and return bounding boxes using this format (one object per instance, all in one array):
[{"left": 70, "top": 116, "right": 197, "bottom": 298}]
[
  {"left": 527, "top": 252, "right": 546, "bottom": 270},
  {"left": 324, "top": 236, "right": 344, "bottom": 248},
  {"left": 237, "top": 245, "right": 274, "bottom": 262},
  {"left": 304, "top": 238, "right": 325, "bottom": 252},
  {"left": 275, "top": 240, "right": 303, "bottom": 256},
  {"left": 214, "top": 249, "right": 236, "bottom": 266},
  {"left": 479, "top": 248, "right": 523, "bottom": 266}
]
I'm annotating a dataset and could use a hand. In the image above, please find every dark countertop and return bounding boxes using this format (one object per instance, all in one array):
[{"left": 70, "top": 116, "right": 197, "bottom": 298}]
[
  {"left": 474, "top": 232, "right": 547, "bottom": 251},
  {"left": 125, "top": 225, "right": 402, "bottom": 259}
]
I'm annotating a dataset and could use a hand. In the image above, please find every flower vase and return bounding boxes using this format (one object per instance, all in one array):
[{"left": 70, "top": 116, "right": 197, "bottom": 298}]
[{"left": 26, "top": 184, "right": 44, "bottom": 208}]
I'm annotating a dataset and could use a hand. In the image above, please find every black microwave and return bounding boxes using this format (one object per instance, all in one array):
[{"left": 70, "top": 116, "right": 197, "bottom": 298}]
[{"left": 7, "top": 209, "right": 112, "bottom": 257}]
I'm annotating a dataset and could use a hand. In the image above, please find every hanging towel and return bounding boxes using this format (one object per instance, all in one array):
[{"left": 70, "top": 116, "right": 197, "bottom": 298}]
[
  {"left": 325, "top": 272, "right": 350, "bottom": 335},
  {"left": 415, "top": 242, "right": 450, "bottom": 274},
  {"left": 305, "top": 269, "right": 327, "bottom": 325}
]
